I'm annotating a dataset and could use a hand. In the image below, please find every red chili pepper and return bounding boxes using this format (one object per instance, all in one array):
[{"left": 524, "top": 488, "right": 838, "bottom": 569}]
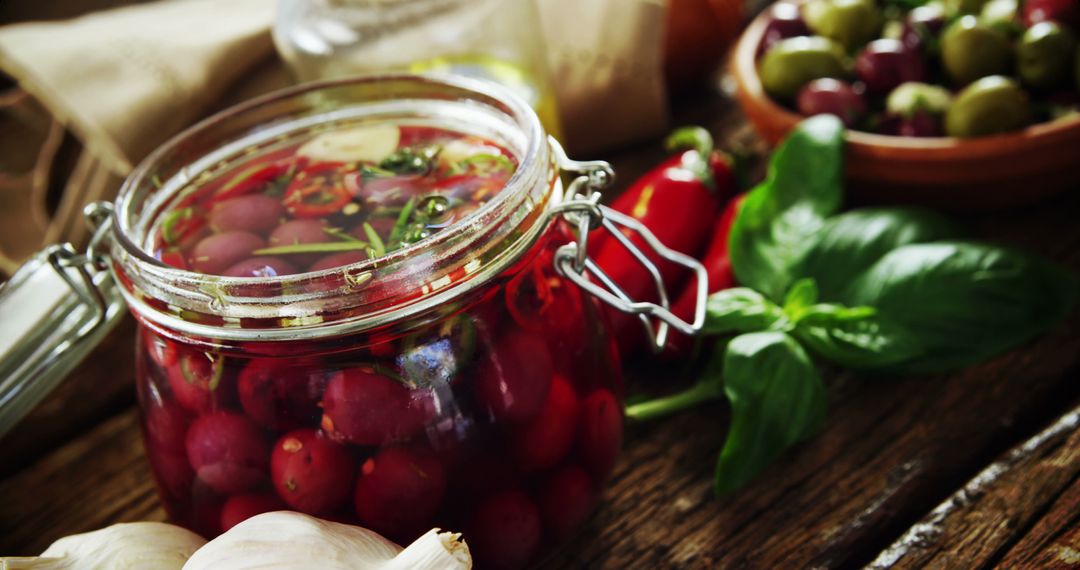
[
  {"left": 284, "top": 162, "right": 353, "bottom": 219},
  {"left": 592, "top": 127, "right": 736, "bottom": 357},
  {"left": 213, "top": 157, "right": 297, "bottom": 202},
  {"left": 663, "top": 193, "right": 745, "bottom": 358}
]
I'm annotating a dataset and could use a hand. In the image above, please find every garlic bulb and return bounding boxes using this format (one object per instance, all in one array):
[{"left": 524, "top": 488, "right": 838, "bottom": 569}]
[
  {"left": 182, "top": 511, "right": 471, "bottom": 570},
  {"left": 0, "top": 521, "right": 206, "bottom": 570}
]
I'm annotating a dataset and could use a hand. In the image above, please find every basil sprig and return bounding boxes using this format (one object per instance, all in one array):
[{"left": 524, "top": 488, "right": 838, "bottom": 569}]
[{"left": 627, "top": 116, "right": 1078, "bottom": 495}]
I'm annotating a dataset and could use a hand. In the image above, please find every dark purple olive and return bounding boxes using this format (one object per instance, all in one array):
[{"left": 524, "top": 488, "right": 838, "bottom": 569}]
[
  {"left": 901, "top": 4, "right": 947, "bottom": 53},
  {"left": 208, "top": 195, "right": 284, "bottom": 234},
  {"left": 223, "top": 257, "right": 298, "bottom": 278},
  {"left": 897, "top": 110, "right": 943, "bottom": 137},
  {"left": 268, "top": 219, "right": 330, "bottom": 265},
  {"left": 191, "top": 231, "right": 266, "bottom": 275},
  {"left": 1024, "top": 0, "right": 1080, "bottom": 31},
  {"left": 757, "top": 2, "right": 811, "bottom": 57},
  {"left": 796, "top": 78, "right": 868, "bottom": 127},
  {"left": 855, "top": 39, "right": 928, "bottom": 95}
]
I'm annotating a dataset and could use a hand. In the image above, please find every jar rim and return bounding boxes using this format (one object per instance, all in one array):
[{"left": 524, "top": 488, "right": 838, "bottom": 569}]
[{"left": 111, "top": 73, "right": 557, "bottom": 343}]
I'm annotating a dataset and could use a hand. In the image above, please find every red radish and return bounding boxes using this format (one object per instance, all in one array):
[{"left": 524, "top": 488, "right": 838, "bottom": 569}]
[
  {"left": 144, "top": 330, "right": 178, "bottom": 369},
  {"left": 473, "top": 330, "right": 553, "bottom": 423},
  {"left": 467, "top": 490, "right": 542, "bottom": 570},
  {"left": 308, "top": 251, "right": 368, "bottom": 272},
  {"left": 220, "top": 493, "right": 287, "bottom": 531},
  {"left": 665, "top": 194, "right": 744, "bottom": 357},
  {"left": 540, "top": 466, "right": 598, "bottom": 540},
  {"left": 238, "top": 359, "right": 325, "bottom": 430},
  {"left": 271, "top": 429, "right": 357, "bottom": 515},
  {"left": 321, "top": 368, "right": 435, "bottom": 446},
  {"left": 167, "top": 350, "right": 230, "bottom": 413},
  {"left": 208, "top": 194, "right": 284, "bottom": 234},
  {"left": 353, "top": 446, "right": 446, "bottom": 542},
  {"left": 190, "top": 231, "right": 265, "bottom": 275},
  {"left": 578, "top": 389, "right": 624, "bottom": 481},
  {"left": 185, "top": 412, "right": 270, "bottom": 495},
  {"left": 223, "top": 256, "right": 298, "bottom": 278},
  {"left": 511, "top": 375, "right": 579, "bottom": 471}
]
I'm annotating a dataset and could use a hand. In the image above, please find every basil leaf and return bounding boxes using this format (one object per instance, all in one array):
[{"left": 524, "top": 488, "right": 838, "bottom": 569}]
[
  {"left": 792, "top": 207, "right": 959, "bottom": 301},
  {"left": 729, "top": 116, "right": 846, "bottom": 300},
  {"left": 793, "top": 312, "right": 925, "bottom": 369},
  {"left": 704, "top": 288, "right": 786, "bottom": 335},
  {"left": 782, "top": 278, "right": 819, "bottom": 314},
  {"left": 715, "top": 331, "right": 826, "bottom": 495},
  {"left": 844, "top": 241, "right": 1078, "bottom": 373}
]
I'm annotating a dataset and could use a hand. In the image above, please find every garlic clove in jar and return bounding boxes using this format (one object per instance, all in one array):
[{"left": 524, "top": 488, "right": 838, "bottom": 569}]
[
  {"left": 297, "top": 125, "right": 401, "bottom": 164},
  {"left": 181, "top": 511, "right": 471, "bottom": 570},
  {"left": 0, "top": 521, "right": 206, "bottom": 570}
]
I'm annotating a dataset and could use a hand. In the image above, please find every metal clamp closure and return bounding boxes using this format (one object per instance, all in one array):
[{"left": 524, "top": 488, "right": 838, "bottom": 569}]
[{"left": 546, "top": 138, "right": 708, "bottom": 353}]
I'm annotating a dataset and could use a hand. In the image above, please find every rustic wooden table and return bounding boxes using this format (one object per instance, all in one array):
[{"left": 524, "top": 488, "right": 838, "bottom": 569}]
[{"left": 1, "top": 88, "right": 1079, "bottom": 569}]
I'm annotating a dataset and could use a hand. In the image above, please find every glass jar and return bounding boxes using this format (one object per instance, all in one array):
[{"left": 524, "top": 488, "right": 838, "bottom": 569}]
[{"left": 0, "top": 74, "right": 706, "bottom": 569}]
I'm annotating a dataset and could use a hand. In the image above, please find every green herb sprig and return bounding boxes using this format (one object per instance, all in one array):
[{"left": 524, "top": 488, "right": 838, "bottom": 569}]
[{"left": 627, "top": 115, "right": 1078, "bottom": 495}]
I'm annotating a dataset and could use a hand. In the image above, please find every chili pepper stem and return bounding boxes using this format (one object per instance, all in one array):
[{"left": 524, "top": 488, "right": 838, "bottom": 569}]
[{"left": 625, "top": 380, "right": 724, "bottom": 422}]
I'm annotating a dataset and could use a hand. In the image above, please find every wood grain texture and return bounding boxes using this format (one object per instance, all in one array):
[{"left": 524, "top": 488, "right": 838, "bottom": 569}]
[
  {"left": 996, "top": 475, "right": 1080, "bottom": 569},
  {"left": 868, "top": 406, "right": 1080, "bottom": 569},
  {"left": 0, "top": 409, "right": 164, "bottom": 553}
]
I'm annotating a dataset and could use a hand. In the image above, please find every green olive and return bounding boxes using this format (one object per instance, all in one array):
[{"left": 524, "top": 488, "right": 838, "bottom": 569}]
[
  {"left": 1018, "top": 22, "right": 1078, "bottom": 90},
  {"left": 980, "top": 0, "right": 1019, "bottom": 33},
  {"left": 941, "top": 16, "right": 1013, "bottom": 85},
  {"left": 945, "top": 75, "right": 1031, "bottom": 137},
  {"left": 759, "top": 36, "right": 850, "bottom": 100},
  {"left": 887, "top": 82, "right": 953, "bottom": 117},
  {"left": 946, "top": 0, "right": 991, "bottom": 14},
  {"left": 803, "top": 0, "right": 883, "bottom": 51}
]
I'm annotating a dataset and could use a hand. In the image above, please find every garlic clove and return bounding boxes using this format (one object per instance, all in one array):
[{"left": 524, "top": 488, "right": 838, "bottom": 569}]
[
  {"left": 182, "top": 511, "right": 401, "bottom": 570},
  {"left": 297, "top": 125, "right": 401, "bottom": 164},
  {"left": 379, "top": 529, "right": 471, "bottom": 570},
  {"left": 181, "top": 511, "right": 471, "bottom": 570},
  {"left": 1, "top": 521, "right": 206, "bottom": 570}
]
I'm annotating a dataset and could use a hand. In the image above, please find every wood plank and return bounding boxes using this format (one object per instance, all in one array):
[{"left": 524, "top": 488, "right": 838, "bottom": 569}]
[
  {"left": 866, "top": 405, "right": 1080, "bottom": 569},
  {"left": 0, "top": 317, "right": 137, "bottom": 478},
  {"left": 994, "top": 471, "right": 1080, "bottom": 569},
  {"left": 0, "top": 408, "right": 164, "bottom": 554}
]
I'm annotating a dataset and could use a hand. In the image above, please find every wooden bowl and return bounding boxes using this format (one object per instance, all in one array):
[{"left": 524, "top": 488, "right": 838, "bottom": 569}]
[{"left": 730, "top": 2, "right": 1080, "bottom": 209}]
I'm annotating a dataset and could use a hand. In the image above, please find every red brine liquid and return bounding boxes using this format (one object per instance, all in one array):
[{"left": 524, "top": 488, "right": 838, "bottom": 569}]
[{"left": 136, "top": 122, "right": 624, "bottom": 569}]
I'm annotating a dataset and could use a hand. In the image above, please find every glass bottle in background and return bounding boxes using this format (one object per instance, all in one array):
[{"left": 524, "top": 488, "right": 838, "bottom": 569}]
[{"left": 273, "top": 0, "right": 563, "bottom": 138}]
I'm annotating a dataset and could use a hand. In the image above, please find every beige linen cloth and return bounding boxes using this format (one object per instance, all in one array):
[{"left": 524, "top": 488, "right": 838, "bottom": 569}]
[{"left": 0, "top": 0, "right": 668, "bottom": 275}]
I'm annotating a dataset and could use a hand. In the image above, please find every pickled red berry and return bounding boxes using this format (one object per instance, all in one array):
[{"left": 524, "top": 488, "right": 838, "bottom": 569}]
[
  {"left": 511, "top": 375, "right": 579, "bottom": 471},
  {"left": 540, "top": 466, "right": 598, "bottom": 540},
  {"left": 220, "top": 493, "right": 286, "bottom": 531},
  {"left": 467, "top": 490, "right": 542, "bottom": 570},
  {"left": 208, "top": 194, "right": 284, "bottom": 234},
  {"left": 449, "top": 451, "right": 520, "bottom": 497},
  {"left": 308, "top": 251, "right": 367, "bottom": 272},
  {"left": 185, "top": 412, "right": 270, "bottom": 495},
  {"left": 757, "top": 2, "right": 811, "bottom": 57},
  {"left": 578, "top": 389, "right": 623, "bottom": 480},
  {"left": 321, "top": 368, "right": 435, "bottom": 446},
  {"left": 167, "top": 350, "right": 229, "bottom": 413},
  {"left": 146, "top": 444, "right": 195, "bottom": 503},
  {"left": 190, "top": 231, "right": 265, "bottom": 275},
  {"left": 223, "top": 256, "right": 298, "bottom": 278},
  {"left": 474, "top": 330, "right": 554, "bottom": 423},
  {"left": 796, "top": 79, "right": 867, "bottom": 127},
  {"left": 143, "top": 397, "right": 191, "bottom": 453},
  {"left": 238, "top": 358, "right": 325, "bottom": 430},
  {"left": 271, "top": 429, "right": 357, "bottom": 515},
  {"left": 855, "top": 39, "right": 927, "bottom": 95},
  {"left": 144, "top": 331, "right": 178, "bottom": 369},
  {"left": 353, "top": 446, "right": 446, "bottom": 542}
]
